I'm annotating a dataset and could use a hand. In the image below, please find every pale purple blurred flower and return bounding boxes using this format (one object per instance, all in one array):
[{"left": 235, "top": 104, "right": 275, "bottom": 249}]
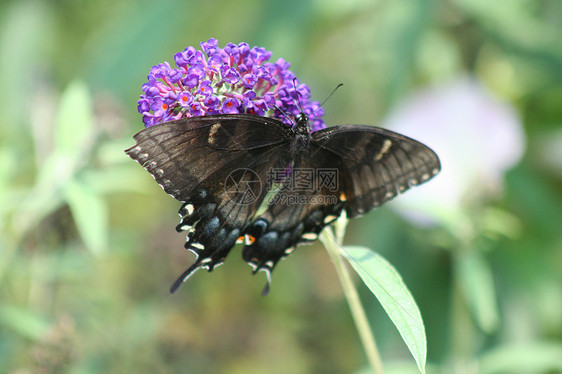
[{"left": 383, "top": 77, "right": 525, "bottom": 226}]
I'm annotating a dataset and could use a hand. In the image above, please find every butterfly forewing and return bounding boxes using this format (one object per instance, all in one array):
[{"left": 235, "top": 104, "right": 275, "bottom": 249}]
[
  {"left": 126, "top": 115, "right": 292, "bottom": 199},
  {"left": 311, "top": 125, "right": 441, "bottom": 217}
]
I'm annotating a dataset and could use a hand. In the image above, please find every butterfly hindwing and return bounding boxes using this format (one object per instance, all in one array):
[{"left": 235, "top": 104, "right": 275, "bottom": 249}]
[{"left": 241, "top": 151, "right": 347, "bottom": 286}]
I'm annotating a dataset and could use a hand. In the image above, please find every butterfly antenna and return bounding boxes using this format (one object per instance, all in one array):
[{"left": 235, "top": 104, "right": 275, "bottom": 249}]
[
  {"left": 274, "top": 104, "right": 293, "bottom": 124},
  {"left": 319, "top": 83, "right": 343, "bottom": 109},
  {"left": 292, "top": 77, "right": 306, "bottom": 114},
  {"left": 308, "top": 82, "right": 344, "bottom": 119}
]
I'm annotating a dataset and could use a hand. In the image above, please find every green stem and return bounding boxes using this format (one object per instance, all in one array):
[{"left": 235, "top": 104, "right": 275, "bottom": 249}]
[{"left": 321, "top": 227, "right": 384, "bottom": 374}]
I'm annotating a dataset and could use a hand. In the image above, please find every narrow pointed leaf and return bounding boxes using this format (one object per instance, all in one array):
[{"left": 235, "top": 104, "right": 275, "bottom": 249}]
[
  {"left": 64, "top": 178, "right": 108, "bottom": 256},
  {"left": 342, "top": 245, "right": 427, "bottom": 374},
  {"left": 456, "top": 250, "right": 499, "bottom": 333},
  {"left": 54, "top": 81, "right": 94, "bottom": 155}
]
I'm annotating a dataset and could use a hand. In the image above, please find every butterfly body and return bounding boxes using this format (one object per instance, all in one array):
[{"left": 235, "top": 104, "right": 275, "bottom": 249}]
[
  {"left": 290, "top": 113, "right": 313, "bottom": 155},
  {"left": 126, "top": 113, "right": 440, "bottom": 294}
]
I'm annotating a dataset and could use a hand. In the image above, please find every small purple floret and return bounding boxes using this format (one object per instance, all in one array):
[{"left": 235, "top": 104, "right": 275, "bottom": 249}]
[{"left": 177, "top": 92, "right": 192, "bottom": 107}]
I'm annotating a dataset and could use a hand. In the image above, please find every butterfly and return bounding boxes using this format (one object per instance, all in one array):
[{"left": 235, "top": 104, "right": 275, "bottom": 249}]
[{"left": 125, "top": 112, "right": 440, "bottom": 295}]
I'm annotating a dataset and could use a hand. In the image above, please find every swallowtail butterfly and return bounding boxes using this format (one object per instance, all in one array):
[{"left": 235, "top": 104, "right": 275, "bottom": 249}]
[{"left": 126, "top": 113, "right": 440, "bottom": 294}]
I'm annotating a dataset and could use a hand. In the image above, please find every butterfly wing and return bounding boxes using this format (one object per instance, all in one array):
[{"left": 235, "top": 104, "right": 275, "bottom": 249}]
[
  {"left": 241, "top": 153, "right": 346, "bottom": 295},
  {"left": 241, "top": 125, "right": 440, "bottom": 293},
  {"left": 125, "top": 114, "right": 294, "bottom": 292},
  {"left": 311, "top": 125, "right": 441, "bottom": 217}
]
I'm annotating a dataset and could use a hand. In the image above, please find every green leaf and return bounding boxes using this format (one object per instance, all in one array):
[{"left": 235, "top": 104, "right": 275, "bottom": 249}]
[
  {"left": 0, "top": 304, "right": 50, "bottom": 340},
  {"left": 342, "top": 245, "right": 427, "bottom": 374},
  {"left": 64, "top": 177, "right": 108, "bottom": 256},
  {"left": 54, "top": 80, "right": 94, "bottom": 156},
  {"left": 479, "top": 342, "right": 562, "bottom": 374},
  {"left": 0, "top": 0, "right": 54, "bottom": 125},
  {"left": 11, "top": 81, "right": 95, "bottom": 237},
  {"left": 456, "top": 250, "right": 499, "bottom": 333},
  {"left": 11, "top": 154, "right": 66, "bottom": 238}
]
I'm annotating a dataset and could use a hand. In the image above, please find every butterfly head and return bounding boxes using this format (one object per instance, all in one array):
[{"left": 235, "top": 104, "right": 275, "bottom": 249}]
[{"left": 295, "top": 112, "right": 310, "bottom": 135}]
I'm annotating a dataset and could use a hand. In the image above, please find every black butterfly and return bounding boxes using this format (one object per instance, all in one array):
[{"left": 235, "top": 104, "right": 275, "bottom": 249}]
[{"left": 125, "top": 113, "right": 440, "bottom": 295}]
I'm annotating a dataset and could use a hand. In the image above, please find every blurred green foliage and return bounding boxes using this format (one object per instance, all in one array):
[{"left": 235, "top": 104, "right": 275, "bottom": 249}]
[{"left": 0, "top": 0, "right": 561, "bottom": 373}]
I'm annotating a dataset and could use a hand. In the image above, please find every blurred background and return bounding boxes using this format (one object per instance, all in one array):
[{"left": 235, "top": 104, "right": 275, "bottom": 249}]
[{"left": 1, "top": 0, "right": 561, "bottom": 373}]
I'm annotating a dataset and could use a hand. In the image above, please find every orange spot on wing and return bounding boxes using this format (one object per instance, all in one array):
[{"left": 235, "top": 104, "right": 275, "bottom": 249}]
[{"left": 245, "top": 235, "right": 256, "bottom": 245}]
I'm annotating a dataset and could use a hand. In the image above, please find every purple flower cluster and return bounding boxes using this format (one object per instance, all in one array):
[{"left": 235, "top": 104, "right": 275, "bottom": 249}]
[{"left": 138, "top": 38, "right": 325, "bottom": 131}]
